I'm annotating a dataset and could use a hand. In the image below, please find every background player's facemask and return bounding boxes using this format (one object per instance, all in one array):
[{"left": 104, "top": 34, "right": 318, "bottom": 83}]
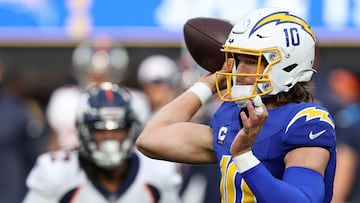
[{"left": 91, "top": 139, "right": 132, "bottom": 169}]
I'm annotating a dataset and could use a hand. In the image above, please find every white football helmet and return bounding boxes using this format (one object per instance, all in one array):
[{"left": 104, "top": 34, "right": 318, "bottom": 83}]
[
  {"left": 137, "top": 55, "right": 180, "bottom": 87},
  {"left": 72, "top": 36, "right": 129, "bottom": 88},
  {"left": 215, "top": 7, "right": 316, "bottom": 103}
]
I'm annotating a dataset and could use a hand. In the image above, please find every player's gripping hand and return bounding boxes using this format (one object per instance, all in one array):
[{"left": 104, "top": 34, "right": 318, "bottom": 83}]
[{"left": 230, "top": 96, "right": 268, "bottom": 156}]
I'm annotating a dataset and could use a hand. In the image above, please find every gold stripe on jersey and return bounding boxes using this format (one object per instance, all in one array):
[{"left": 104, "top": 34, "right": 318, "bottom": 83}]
[
  {"left": 227, "top": 161, "right": 237, "bottom": 203},
  {"left": 220, "top": 155, "right": 256, "bottom": 203},
  {"left": 241, "top": 179, "right": 256, "bottom": 203},
  {"left": 220, "top": 156, "right": 229, "bottom": 203}
]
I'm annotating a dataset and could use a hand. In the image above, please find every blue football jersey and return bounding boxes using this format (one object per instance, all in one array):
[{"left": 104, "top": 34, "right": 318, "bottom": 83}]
[{"left": 210, "top": 102, "right": 336, "bottom": 203}]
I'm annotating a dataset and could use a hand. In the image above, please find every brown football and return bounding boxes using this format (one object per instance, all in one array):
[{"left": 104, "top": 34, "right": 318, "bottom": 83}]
[{"left": 183, "top": 17, "right": 233, "bottom": 73}]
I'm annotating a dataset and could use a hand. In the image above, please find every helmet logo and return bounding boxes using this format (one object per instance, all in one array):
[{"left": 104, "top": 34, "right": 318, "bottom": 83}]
[{"left": 249, "top": 11, "right": 315, "bottom": 41}]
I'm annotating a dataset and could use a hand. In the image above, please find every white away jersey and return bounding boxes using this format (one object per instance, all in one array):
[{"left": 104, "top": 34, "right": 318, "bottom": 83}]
[{"left": 23, "top": 150, "right": 182, "bottom": 203}]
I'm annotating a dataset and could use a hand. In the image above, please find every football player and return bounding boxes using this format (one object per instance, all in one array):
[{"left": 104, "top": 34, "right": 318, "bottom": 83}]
[
  {"left": 23, "top": 82, "right": 182, "bottom": 203},
  {"left": 136, "top": 7, "right": 336, "bottom": 203},
  {"left": 46, "top": 36, "right": 151, "bottom": 151}
]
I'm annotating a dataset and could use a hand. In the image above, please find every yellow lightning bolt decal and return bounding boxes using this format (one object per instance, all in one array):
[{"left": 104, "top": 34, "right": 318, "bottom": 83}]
[
  {"left": 250, "top": 11, "right": 316, "bottom": 42},
  {"left": 286, "top": 107, "right": 335, "bottom": 133}
]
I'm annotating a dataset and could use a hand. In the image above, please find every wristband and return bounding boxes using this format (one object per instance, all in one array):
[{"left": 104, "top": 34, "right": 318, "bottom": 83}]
[
  {"left": 187, "top": 82, "right": 213, "bottom": 105},
  {"left": 232, "top": 151, "right": 260, "bottom": 173}
]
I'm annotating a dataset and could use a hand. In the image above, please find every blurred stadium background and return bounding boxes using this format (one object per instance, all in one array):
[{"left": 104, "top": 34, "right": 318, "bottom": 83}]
[{"left": 0, "top": 0, "right": 359, "bottom": 108}]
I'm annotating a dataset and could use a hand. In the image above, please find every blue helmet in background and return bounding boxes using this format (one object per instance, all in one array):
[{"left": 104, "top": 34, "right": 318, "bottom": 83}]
[{"left": 76, "top": 82, "right": 141, "bottom": 169}]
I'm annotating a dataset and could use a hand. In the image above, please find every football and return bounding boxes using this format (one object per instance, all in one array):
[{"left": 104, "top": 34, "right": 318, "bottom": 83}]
[{"left": 183, "top": 17, "right": 233, "bottom": 73}]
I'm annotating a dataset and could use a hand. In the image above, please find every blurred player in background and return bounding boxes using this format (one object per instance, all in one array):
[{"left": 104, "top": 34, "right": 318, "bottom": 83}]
[
  {"left": 71, "top": 36, "right": 129, "bottom": 89},
  {"left": 23, "top": 82, "right": 182, "bottom": 203},
  {"left": 46, "top": 35, "right": 150, "bottom": 151},
  {"left": 137, "top": 54, "right": 181, "bottom": 116},
  {"left": 0, "top": 56, "right": 46, "bottom": 203},
  {"left": 136, "top": 7, "right": 336, "bottom": 203},
  {"left": 328, "top": 69, "right": 360, "bottom": 203}
]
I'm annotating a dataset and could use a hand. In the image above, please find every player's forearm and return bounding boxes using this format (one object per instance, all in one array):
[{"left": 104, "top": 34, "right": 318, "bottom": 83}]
[
  {"left": 241, "top": 164, "right": 325, "bottom": 203},
  {"left": 136, "top": 83, "right": 215, "bottom": 162},
  {"left": 144, "top": 80, "right": 215, "bottom": 131},
  {"left": 136, "top": 90, "right": 203, "bottom": 159},
  {"left": 149, "top": 91, "right": 202, "bottom": 126}
]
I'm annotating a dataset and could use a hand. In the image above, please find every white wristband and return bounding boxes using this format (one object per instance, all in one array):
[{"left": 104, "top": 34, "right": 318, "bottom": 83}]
[
  {"left": 187, "top": 82, "right": 213, "bottom": 105},
  {"left": 232, "top": 151, "right": 260, "bottom": 173}
]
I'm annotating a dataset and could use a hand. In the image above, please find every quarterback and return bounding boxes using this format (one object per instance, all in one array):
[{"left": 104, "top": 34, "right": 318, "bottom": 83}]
[{"left": 136, "top": 7, "right": 336, "bottom": 203}]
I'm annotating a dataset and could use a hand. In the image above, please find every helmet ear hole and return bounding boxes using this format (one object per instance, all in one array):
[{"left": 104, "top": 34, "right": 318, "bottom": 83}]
[{"left": 283, "top": 64, "right": 298, "bottom": 72}]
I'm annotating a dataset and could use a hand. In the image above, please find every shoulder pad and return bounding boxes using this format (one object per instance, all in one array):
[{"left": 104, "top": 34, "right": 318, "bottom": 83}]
[
  {"left": 26, "top": 150, "right": 84, "bottom": 197},
  {"left": 284, "top": 103, "right": 336, "bottom": 150}
]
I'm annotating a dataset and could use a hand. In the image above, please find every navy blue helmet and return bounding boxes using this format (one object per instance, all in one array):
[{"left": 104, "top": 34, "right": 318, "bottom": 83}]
[{"left": 76, "top": 82, "right": 141, "bottom": 169}]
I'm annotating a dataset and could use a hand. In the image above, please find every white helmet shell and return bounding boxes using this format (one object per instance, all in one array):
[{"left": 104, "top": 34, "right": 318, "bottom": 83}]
[
  {"left": 137, "top": 55, "right": 180, "bottom": 87},
  {"left": 72, "top": 37, "right": 129, "bottom": 87}
]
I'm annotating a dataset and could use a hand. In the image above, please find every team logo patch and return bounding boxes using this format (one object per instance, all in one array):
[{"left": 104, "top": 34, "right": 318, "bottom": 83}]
[
  {"left": 249, "top": 11, "right": 316, "bottom": 41},
  {"left": 285, "top": 107, "right": 335, "bottom": 133}
]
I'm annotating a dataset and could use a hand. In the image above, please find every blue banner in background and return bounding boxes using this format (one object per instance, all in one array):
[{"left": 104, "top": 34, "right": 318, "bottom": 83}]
[{"left": 0, "top": 0, "right": 359, "bottom": 44}]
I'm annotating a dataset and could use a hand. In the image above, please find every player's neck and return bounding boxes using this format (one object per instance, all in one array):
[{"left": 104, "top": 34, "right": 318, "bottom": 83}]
[{"left": 98, "top": 162, "right": 129, "bottom": 192}]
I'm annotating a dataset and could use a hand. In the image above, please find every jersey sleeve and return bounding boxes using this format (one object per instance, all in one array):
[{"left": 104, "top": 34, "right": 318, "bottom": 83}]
[
  {"left": 241, "top": 164, "right": 325, "bottom": 203},
  {"left": 23, "top": 151, "right": 83, "bottom": 202},
  {"left": 283, "top": 105, "right": 336, "bottom": 153}
]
